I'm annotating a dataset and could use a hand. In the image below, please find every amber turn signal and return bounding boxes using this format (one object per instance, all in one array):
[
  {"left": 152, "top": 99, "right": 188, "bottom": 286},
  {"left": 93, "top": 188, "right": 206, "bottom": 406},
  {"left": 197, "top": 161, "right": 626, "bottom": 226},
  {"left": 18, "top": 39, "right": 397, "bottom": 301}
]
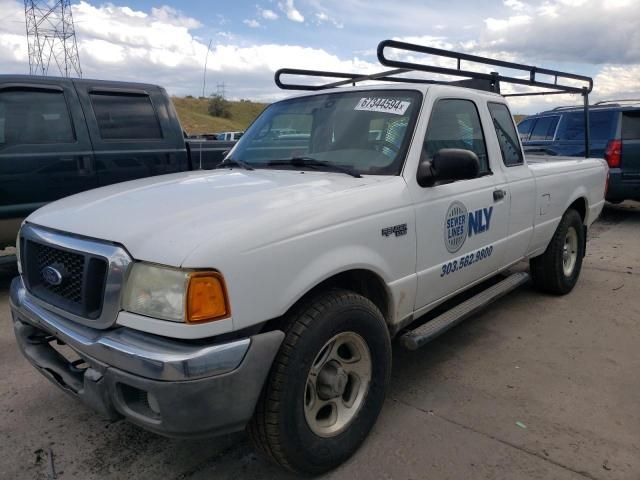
[{"left": 186, "top": 272, "right": 230, "bottom": 323}]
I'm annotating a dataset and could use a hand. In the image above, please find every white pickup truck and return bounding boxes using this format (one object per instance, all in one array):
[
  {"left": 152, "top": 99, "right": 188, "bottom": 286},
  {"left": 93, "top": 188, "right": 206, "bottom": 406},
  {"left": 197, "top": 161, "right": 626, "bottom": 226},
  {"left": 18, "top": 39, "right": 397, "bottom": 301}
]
[{"left": 10, "top": 42, "right": 607, "bottom": 474}]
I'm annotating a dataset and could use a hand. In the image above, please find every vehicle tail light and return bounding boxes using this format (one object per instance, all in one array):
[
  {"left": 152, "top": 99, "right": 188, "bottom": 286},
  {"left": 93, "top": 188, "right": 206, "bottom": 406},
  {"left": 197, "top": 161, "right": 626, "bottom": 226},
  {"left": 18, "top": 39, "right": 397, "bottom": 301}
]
[{"left": 604, "top": 139, "right": 622, "bottom": 168}]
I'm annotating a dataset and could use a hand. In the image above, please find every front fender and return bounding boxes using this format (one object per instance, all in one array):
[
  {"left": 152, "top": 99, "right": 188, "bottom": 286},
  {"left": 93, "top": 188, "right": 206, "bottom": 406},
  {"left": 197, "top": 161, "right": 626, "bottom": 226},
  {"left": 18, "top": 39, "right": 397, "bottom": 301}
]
[{"left": 279, "top": 245, "right": 394, "bottom": 317}]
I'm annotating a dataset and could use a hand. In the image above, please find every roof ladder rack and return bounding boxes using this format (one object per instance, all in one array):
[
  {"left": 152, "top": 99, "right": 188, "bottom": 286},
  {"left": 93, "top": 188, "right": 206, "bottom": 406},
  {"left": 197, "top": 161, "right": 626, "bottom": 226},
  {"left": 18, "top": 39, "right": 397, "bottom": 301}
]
[{"left": 274, "top": 39, "right": 594, "bottom": 157}]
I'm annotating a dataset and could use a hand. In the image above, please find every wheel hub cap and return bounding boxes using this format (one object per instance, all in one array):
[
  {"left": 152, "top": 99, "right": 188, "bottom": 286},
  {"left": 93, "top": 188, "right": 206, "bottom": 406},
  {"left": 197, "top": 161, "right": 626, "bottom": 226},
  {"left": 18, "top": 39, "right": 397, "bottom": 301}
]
[
  {"left": 303, "top": 331, "right": 372, "bottom": 438},
  {"left": 317, "top": 362, "right": 349, "bottom": 399},
  {"left": 563, "top": 226, "right": 579, "bottom": 277}
]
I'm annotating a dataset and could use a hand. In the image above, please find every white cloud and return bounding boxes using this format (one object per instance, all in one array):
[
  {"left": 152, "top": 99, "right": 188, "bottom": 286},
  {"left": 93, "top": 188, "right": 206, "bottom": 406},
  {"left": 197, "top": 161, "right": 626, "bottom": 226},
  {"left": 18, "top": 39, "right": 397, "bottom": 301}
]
[
  {"left": 260, "top": 8, "right": 279, "bottom": 20},
  {"left": 480, "top": 0, "right": 640, "bottom": 64},
  {"left": 313, "top": 10, "right": 343, "bottom": 28},
  {"left": 72, "top": 1, "right": 197, "bottom": 52},
  {"left": 594, "top": 64, "right": 640, "bottom": 96},
  {"left": 81, "top": 39, "right": 126, "bottom": 63},
  {"left": 602, "top": 0, "right": 634, "bottom": 7},
  {"left": 279, "top": 0, "right": 305, "bottom": 22},
  {"left": 537, "top": 3, "right": 559, "bottom": 17},
  {"left": 392, "top": 35, "right": 454, "bottom": 51},
  {"left": 243, "top": 19, "right": 261, "bottom": 28},
  {"left": 485, "top": 14, "right": 532, "bottom": 31},
  {"left": 0, "top": 0, "right": 380, "bottom": 106},
  {"left": 150, "top": 6, "right": 201, "bottom": 29},
  {"left": 2, "top": 0, "right": 638, "bottom": 116},
  {"left": 557, "top": 0, "right": 587, "bottom": 5},
  {"left": 504, "top": 0, "right": 527, "bottom": 10}
]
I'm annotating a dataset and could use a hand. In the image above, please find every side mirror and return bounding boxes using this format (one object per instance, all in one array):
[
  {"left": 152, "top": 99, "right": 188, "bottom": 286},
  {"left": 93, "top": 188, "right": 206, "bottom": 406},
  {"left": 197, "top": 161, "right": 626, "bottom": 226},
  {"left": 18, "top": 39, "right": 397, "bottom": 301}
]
[{"left": 417, "top": 148, "right": 480, "bottom": 187}]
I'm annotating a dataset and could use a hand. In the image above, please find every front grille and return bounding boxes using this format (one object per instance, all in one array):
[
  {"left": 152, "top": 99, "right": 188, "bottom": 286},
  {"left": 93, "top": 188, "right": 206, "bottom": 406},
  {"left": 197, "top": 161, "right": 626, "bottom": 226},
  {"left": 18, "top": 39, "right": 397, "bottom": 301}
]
[
  {"left": 32, "top": 242, "right": 85, "bottom": 304},
  {"left": 23, "top": 239, "right": 108, "bottom": 319}
]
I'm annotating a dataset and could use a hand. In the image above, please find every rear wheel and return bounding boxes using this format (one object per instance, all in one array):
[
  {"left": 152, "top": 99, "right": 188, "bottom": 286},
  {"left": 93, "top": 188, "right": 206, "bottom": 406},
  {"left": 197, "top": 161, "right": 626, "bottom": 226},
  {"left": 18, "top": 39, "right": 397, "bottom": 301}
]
[
  {"left": 530, "top": 209, "right": 585, "bottom": 295},
  {"left": 248, "top": 289, "right": 391, "bottom": 475}
]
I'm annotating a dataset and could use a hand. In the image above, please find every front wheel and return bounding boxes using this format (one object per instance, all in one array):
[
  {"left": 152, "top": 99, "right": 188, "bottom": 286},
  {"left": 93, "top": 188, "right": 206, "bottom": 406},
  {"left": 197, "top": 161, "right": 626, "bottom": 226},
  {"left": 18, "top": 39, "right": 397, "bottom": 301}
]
[
  {"left": 248, "top": 289, "right": 391, "bottom": 475},
  {"left": 530, "top": 208, "right": 585, "bottom": 295}
]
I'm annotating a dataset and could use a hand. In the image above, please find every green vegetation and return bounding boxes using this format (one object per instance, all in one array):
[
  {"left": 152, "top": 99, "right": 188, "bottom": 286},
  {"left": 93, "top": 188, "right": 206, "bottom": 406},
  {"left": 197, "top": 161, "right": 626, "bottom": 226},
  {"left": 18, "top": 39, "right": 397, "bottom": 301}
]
[
  {"left": 172, "top": 96, "right": 267, "bottom": 135},
  {"left": 207, "top": 95, "right": 232, "bottom": 119}
]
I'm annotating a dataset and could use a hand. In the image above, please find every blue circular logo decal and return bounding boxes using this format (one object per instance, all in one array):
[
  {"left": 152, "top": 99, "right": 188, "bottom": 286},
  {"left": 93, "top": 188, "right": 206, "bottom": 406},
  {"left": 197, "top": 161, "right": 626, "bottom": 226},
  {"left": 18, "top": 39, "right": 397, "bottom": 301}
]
[{"left": 444, "top": 201, "right": 468, "bottom": 253}]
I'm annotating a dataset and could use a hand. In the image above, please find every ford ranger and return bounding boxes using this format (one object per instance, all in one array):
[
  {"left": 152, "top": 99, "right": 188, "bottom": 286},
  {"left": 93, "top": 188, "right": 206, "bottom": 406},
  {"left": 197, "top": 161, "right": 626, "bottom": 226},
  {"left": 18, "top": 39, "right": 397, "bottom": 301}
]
[{"left": 9, "top": 41, "right": 607, "bottom": 474}]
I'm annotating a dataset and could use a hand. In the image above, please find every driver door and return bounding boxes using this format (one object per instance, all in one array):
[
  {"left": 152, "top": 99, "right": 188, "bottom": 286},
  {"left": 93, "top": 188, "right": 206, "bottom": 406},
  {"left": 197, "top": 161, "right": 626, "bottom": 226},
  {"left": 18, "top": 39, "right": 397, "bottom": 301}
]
[{"left": 410, "top": 97, "right": 509, "bottom": 311}]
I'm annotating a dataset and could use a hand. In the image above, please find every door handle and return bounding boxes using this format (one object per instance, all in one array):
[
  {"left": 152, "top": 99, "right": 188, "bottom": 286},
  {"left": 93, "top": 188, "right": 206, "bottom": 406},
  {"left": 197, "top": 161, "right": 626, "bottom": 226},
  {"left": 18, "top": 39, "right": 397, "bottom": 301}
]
[
  {"left": 493, "top": 189, "right": 506, "bottom": 201},
  {"left": 77, "top": 155, "right": 93, "bottom": 175}
]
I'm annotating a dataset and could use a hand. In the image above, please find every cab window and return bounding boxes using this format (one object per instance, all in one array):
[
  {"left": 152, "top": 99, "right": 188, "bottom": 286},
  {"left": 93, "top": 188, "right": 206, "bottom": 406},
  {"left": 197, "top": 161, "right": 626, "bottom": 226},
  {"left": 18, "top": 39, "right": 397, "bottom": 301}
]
[
  {"left": 529, "top": 115, "right": 559, "bottom": 141},
  {"left": 422, "top": 99, "right": 489, "bottom": 174},
  {"left": 90, "top": 92, "right": 162, "bottom": 141},
  {"left": 0, "top": 89, "right": 75, "bottom": 148},
  {"left": 517, "top": 118, "right": 534, "bottom": 141},
  {"left": 556, "top": 111, "right": 616, "bottom": 141},
  {"left": 488, "top": 102, "right": 524, "bottom": 166}
]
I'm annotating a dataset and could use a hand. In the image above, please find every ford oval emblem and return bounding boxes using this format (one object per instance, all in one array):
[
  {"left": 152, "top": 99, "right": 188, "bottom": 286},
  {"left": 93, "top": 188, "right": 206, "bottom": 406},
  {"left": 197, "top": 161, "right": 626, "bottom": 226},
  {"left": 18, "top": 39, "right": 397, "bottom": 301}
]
[{"left": 42, "top": 266, "right": 63, "bottom": 286}]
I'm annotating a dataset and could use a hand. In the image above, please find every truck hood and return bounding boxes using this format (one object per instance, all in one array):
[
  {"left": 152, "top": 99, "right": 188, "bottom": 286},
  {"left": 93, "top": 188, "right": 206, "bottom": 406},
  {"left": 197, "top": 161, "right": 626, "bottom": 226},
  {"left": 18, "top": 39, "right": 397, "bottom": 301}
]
[{"left": 27, "top": 169, "right": 402, "bottom": 266}]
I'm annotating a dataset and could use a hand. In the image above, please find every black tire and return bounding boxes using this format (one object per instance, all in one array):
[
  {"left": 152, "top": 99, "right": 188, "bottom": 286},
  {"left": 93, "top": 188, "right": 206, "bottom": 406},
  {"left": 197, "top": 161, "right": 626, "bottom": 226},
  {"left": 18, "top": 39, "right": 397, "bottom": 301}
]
[
  {"left": 530, "top": 208, "right": 585, "bottom": 295},
  {"left": 248, "top": 289, "right": 391, "bottom": 475}
]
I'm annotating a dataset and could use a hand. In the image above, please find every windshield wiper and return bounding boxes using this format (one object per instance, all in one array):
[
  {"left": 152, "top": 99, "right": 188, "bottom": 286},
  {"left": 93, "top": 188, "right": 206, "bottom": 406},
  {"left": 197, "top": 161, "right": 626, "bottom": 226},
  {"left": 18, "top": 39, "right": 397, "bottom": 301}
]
[
  {"left": 214, "top": 158, "right": 254, "bottom": 171},
  {"left": 267, "top": 157, "right": 361, "bottom": 178}
]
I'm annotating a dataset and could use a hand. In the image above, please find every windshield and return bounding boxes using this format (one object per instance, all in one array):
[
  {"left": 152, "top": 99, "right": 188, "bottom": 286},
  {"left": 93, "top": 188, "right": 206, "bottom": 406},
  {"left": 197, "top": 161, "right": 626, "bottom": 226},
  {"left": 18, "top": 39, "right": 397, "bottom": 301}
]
[{"left": 228, "top": 89, "right": 423, "bottom": 175}]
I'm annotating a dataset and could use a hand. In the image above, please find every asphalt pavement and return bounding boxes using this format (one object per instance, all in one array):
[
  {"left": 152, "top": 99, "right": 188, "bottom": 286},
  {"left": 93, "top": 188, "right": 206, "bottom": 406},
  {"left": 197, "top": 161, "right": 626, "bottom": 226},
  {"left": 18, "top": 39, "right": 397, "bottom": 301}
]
[{"left": 1, "top": 202, "right": 638, "bottom": 480}]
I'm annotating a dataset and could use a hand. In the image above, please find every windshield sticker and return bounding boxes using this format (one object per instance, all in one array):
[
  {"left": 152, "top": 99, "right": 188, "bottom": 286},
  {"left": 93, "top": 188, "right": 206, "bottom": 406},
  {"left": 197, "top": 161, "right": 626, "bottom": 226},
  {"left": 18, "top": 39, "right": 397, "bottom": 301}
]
[{"left": 355, "top": 97, "right": 410, "bottom": 115}]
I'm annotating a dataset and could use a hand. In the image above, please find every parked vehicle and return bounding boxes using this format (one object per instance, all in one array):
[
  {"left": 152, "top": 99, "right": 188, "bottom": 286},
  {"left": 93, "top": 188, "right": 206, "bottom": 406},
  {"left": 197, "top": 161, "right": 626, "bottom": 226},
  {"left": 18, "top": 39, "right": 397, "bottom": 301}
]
[
  {"left": 9, "top": 41, "right": 607, "bottom": 475},
  {"left": 214, "top": 131, "right": 243, "bottom": 141},
  {"left": 518, "top": 100, "right": 640, "bottom": 202},
  {"left": 0, "top": 75, "right": 235, "bottom": 247}
]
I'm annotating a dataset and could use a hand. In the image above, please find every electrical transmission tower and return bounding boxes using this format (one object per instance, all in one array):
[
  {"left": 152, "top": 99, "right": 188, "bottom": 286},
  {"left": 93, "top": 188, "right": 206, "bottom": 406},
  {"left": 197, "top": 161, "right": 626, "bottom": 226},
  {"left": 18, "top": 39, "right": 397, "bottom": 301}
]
[
  {"left": 216, "top": 82, "right": 226, "bottom": 99},
  {"left": 24, "top": 0, "right": 82, "bottom": 77}
]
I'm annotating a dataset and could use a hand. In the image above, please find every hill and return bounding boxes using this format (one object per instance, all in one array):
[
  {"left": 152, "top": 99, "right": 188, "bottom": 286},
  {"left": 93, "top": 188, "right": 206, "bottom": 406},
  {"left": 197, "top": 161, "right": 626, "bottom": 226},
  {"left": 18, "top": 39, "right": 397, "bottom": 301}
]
[
  {"left": 172, "top": 97, "right": 267, "bottom": 135},
  {"left": 172, "top": 96, "right": 528, "bottom": 135}
]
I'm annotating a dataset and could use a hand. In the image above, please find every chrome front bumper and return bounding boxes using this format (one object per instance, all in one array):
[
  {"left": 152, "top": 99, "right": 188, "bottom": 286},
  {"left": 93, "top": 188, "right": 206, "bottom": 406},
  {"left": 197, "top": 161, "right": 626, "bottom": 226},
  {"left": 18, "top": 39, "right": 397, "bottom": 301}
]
[{"left": 10, "top": 276, "right": 284, "bottom": 437}]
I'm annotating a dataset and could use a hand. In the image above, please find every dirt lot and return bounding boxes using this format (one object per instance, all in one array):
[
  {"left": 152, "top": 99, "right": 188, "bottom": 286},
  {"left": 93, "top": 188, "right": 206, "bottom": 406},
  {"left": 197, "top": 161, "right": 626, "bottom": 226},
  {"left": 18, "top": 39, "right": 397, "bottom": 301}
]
[{"left": 1, "top": 203, "right": 639, "bottom": 480}]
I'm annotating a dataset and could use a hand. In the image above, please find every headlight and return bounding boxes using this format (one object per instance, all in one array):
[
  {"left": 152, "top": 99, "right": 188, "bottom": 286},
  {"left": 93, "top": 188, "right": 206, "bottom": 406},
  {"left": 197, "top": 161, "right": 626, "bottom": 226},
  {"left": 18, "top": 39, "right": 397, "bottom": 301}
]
[{"left": 122, "top": 263, "right": 230, "bottom": 323}]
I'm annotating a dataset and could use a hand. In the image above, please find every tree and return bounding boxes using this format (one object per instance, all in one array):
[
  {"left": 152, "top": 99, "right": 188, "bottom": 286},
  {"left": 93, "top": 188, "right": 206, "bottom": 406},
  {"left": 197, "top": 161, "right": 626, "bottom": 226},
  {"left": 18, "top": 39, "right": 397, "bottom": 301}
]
[{"left": 208, "top": 94, "right": 232, "bottom": 118}]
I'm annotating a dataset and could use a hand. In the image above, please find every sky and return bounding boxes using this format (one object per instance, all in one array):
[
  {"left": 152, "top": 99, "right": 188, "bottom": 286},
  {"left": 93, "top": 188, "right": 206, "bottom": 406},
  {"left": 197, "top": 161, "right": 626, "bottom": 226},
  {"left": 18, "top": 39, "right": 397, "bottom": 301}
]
[{"left": 2, "top": 0, "right": 640, "bottom": 113}]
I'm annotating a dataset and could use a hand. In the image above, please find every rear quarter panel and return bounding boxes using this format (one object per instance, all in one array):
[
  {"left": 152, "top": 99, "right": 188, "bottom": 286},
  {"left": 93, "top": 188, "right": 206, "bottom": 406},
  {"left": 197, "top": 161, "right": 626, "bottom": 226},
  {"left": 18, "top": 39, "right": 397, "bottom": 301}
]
[{"left": 526, "top": 156, "right": 607, "bottom": 256}]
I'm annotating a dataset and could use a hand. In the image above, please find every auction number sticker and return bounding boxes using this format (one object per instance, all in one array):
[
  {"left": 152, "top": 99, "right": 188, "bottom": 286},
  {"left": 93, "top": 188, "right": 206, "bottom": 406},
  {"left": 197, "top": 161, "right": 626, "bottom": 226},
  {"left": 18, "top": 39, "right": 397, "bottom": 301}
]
[{"left": 355, "top": 97, "right": 410, "bottom": 115}]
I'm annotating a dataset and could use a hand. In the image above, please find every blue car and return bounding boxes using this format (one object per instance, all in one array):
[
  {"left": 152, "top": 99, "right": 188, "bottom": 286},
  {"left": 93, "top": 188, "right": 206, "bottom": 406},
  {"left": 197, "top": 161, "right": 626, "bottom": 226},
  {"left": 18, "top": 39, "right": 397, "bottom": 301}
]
[{"left": 518, "top": 101, "right": 640, "bottom": 202}]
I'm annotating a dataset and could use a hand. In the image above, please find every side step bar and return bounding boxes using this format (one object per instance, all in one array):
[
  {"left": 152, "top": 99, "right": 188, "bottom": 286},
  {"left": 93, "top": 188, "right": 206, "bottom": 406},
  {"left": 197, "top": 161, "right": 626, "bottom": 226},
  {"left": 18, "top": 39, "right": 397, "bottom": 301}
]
[{"left": 400, "top": 272, "right": 530, "bottom": 350}]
